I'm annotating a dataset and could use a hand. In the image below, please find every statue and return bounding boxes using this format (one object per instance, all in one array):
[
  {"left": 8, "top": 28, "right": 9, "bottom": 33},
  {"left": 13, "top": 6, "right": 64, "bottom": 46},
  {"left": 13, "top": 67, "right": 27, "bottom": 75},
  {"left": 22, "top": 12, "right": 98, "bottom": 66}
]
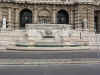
[
  {"left": 83, "top": 18, "right": 88, "bottom": 29},
  {"left": 2, "top": 16, "right": 7, "bottom": 30}
]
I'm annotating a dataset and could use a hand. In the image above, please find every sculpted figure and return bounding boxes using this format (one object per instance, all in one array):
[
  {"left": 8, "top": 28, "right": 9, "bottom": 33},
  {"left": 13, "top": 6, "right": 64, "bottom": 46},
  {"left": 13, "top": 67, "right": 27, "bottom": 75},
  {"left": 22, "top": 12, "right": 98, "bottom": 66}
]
[
  {"left": 83, "top": 18, "right": 88, "bottom": 29},
  {"left": 2, "top": 16, "right": 7, "bottom": 29}
]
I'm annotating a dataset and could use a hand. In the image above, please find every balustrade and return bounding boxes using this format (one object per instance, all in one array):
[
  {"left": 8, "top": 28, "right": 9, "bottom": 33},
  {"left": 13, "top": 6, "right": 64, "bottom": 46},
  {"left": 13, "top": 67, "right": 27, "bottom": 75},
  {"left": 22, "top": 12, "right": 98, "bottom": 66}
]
[{"left": 0, "top": 0, "right": 94, "bottom": 4}]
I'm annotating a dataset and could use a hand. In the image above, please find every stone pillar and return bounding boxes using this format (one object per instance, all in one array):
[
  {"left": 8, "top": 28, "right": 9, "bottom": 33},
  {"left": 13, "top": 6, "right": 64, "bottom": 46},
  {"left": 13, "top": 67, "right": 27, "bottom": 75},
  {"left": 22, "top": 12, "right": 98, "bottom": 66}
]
[
  {"left": 74, "top": 4, "right": 95, "bottom": 32},
  {"left": 52, "top": 6, "right": 56, "bottom": 24},
  {"left": 74, "top": 5, "right": 82, "bottom": 31},
  {"left": 0, "top": 8, "right": 2, "bottom": 26},
  {"left": 34, "top": 5, "right": 38, "bottom": 24},
  {"left": 32, "top": 9, "right": 34, "bottom": 24},
  {"left": 88, "top": 6, "right": 95, "bottom": 32},
  {"left": 78, "top": 6, "right": 82, "bottom": 31},
  {"left": 8, "top": 8, "right": 12, "bottom": 30},
  {"left": 70, "top": 8, "right": 74, "bottom": 26},
  {"left": 15, "top": 8, "right": 20, "bottom": 30}
]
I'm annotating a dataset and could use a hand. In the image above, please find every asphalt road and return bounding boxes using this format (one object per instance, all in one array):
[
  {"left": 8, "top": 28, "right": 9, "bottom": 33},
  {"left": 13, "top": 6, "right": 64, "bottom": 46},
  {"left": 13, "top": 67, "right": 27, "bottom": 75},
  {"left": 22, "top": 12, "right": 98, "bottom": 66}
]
[
  {"left": 0, "top": 51, "right": 100, "bottom": 59},
  {"left": 0, "top": 64, "right": 100, "bottom": 75}
]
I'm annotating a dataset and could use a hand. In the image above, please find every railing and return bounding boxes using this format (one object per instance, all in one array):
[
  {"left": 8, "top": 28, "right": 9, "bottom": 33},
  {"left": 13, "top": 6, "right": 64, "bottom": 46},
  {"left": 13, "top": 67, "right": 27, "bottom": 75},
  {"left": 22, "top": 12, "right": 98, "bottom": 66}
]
[
  {"left": 81, "top": 32, "right": 100, "bottom": 50},
  {"left": 94, "top": 34, "right": 100, "bottom": 50}
]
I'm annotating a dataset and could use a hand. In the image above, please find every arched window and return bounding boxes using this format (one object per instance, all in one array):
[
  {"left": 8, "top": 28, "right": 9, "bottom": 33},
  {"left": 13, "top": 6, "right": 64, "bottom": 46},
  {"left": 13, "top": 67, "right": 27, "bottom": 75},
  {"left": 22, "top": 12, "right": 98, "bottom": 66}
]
[
  {"left": 95, "top": 16, "right": 98, "bottom": 32},
  {"left": 20, "top": 9, "right": 32, "bottom": 28},
  {"left": 57, "top": 10, "right": 69, "bottom": 24},
  {"left": 94, "top": 11, "right": 100, "bottom": 33}
]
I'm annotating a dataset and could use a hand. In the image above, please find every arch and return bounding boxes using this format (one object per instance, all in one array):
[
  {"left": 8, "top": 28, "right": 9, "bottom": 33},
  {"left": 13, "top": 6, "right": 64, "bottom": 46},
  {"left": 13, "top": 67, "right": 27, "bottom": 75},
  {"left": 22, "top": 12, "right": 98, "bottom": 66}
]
[
  {"left": 38, "top": 9, "right": 50, "bottom": 24},
  {"left": 20, "top": 9, "right": 32, "bottom": 28},
  {"left": 94, "top": 10, "right": 100, "bottom": 33},
  {"left": 39, "top": 10, "right": 50, "bottom": 17},
  {"left": 56, "top": 9, "right": 69, "bottom": 24}
]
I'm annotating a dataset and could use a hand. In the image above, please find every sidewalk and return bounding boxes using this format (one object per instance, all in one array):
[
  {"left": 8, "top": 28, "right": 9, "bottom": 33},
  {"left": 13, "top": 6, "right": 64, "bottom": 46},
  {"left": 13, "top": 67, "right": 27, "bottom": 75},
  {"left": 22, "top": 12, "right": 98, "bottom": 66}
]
[{"left": 0, "top": 59, "right": 100, "bottom": 65}]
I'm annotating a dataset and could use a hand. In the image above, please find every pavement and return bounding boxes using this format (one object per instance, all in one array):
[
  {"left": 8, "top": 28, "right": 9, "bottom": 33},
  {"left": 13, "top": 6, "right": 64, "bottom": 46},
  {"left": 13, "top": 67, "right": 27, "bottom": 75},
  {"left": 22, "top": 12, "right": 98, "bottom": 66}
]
[
  {"left": 0, "top": 59, "right": 100, "bottom": 65},
  {"left": 0, "top": 51, "right": 99, "bottom": 59},
  {"left": 0, "top": 51, "right": 99, "bottom": 64},
  {"left": 0, "top": 64, "right": 100, "bottom": 75},
  {"left": 0, "top": 49, "right": 100, "bottom": 75}
]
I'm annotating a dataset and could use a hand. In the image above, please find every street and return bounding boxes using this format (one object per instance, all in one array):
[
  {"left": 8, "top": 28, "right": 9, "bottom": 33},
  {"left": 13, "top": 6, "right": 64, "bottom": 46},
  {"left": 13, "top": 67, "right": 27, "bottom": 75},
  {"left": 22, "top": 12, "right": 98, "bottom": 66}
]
[
  {"left": 0, "top": 51, "right": 99, "bottom": 59},
  {"left": 0, "top": 51, "right": 99, "bottom": 75},
  {"left": 0, "top": 64, "right": 100, "bottom": 75}
]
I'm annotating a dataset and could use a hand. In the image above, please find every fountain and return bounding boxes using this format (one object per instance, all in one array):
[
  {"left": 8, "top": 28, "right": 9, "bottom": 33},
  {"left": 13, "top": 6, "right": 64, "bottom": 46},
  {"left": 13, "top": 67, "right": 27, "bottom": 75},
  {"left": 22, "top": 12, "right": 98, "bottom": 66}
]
[{"left": 15, "top": 24, "right": 88, "bottom": 48}]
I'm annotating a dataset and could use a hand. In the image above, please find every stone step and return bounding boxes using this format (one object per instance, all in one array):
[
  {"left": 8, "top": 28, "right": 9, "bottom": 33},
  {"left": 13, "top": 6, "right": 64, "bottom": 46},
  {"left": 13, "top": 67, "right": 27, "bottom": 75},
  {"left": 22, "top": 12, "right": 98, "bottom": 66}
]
[{"left": 7, "top": 46, "right": 89, "bottom": 51}]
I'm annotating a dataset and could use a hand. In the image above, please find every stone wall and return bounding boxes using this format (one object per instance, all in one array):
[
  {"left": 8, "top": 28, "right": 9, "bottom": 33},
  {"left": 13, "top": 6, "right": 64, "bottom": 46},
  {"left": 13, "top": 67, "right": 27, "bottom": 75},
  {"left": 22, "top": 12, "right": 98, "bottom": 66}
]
[{"left": 0, "top": 2, "right": 96, "bottom": 32}]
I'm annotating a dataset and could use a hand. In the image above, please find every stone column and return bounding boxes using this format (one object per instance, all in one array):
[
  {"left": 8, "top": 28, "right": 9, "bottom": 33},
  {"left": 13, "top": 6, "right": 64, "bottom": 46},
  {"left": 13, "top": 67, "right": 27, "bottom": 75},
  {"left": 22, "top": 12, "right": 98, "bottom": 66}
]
[
  {"left": 32, "top": 9, "right": 34, "bottom": 24},
  {"left": 78, "top": 6, "right": 82, "bottom": 31},
  {"left": 15, "top": 8, "right": 20, "bottom": 30},
  {"left": 74, "top": 5, "right": 82, "bottom": 31},
  {"left": 52, "top": 6, "right": 56, "bottom": 24},
  {"left": 8, "top": 8, "right": 12, "bottom": 30},
  {"left": 70, "top": 8, "right": 73, "bottom": 25},
  {"left": 88, "top": 7, "right": 95, "bottom": 32},
  {"left": 0, "top": 8, "right": 2, "bottom": 26},
  {"left": 34, "top": 5, "right": 38, "bottom": 24}
]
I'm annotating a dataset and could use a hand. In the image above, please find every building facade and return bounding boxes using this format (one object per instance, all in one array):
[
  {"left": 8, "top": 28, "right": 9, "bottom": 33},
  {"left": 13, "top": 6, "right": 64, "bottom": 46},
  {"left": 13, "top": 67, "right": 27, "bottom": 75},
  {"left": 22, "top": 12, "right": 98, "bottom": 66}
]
[{"left": 0, "top": 0, "right": 99, "bottom": 33}]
